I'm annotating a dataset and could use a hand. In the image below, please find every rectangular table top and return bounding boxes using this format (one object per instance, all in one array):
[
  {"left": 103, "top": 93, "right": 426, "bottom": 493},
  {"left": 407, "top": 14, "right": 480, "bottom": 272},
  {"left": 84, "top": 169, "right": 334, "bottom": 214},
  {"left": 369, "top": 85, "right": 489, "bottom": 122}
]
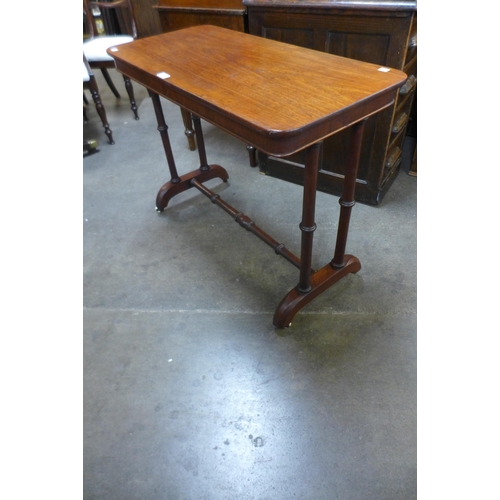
[{"left": 108, "top": 25, "right": 407, "bottom": 156}]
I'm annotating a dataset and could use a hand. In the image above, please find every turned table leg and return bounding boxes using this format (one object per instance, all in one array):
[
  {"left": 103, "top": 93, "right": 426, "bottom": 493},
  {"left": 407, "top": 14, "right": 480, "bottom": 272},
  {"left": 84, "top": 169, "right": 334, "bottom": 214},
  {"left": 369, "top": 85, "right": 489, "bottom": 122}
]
[
  {"left": 332, "top": 119, "right": 367, "bottom": 269},
  {"left": 273, "top": 119, "right": 367, "bottom": 328},
  {"left": 192, "top": 114, "right": 209, "bottom": 170},
  {"left": 148, "top": 91, "right": 228, "bottom": 212},
  {"left": 149, "top": 90, "right": 181, "bottom": 185},
  {"left": 297, "top": 142, "right": 322, "bottom": 294}
]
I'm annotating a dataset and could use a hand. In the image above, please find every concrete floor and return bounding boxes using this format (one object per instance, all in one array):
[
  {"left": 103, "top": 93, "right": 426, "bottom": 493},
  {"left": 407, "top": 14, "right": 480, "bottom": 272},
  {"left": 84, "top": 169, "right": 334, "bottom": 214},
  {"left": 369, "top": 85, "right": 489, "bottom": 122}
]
[{"left": 83, "top": 69, "right": 417, "bottom": 500}]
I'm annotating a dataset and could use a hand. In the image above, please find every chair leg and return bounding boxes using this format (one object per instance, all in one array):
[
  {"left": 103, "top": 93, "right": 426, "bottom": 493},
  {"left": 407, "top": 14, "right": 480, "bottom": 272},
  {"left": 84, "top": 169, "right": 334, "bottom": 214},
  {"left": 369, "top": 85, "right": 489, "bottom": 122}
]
[
  {"left": 123, "top": 76, "right": 139, "bottom": 120},
  {"left": 88, "top": 77, "right": 114, "bottom": 145},
  {"left": 101, "top": 68, "right": 121, "bottom": 98}
]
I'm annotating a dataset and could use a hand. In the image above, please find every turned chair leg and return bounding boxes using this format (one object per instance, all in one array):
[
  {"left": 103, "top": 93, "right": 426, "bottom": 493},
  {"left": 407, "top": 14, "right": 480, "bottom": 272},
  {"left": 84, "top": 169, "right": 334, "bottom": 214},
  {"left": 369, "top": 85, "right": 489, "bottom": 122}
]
[
  {"left": 88, "top": 76, "right": 114, "bottom": 145},
  {"left": 100, "top": 68, "right": 121, "bottom": 98},
  {"left": 123, "top": 75, "right": 139, "bottom": 120}
]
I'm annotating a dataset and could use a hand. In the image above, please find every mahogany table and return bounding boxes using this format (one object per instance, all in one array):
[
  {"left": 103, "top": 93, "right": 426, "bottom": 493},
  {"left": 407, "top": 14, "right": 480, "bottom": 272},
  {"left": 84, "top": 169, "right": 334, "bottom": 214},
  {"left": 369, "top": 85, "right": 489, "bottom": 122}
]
[{"left": 107, "top": 25, "right": 407, "bottom": 328}]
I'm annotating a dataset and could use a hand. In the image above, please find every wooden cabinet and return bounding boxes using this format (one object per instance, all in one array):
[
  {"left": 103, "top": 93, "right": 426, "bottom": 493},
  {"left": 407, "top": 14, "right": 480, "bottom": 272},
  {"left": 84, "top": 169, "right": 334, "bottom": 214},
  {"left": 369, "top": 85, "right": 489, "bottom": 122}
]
[
  {"left": 130, "top": 0, "right": 163, "bottom": 37},
  {"left": 244, "top": 0, "right": 417, "bottom": 205},
  {"left": 154, "top": 0, "right": 247, "bottom": 33}
]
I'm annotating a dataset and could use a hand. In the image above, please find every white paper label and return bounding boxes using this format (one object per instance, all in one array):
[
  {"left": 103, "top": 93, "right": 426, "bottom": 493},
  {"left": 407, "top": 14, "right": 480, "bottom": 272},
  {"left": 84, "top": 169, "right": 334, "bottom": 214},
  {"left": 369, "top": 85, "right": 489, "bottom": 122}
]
[
  {"left": 156, "top": 72, "right": 171, "bottom": 79},
  {"left": 378, "top": 67, "right": 391, "bottom": 73}
]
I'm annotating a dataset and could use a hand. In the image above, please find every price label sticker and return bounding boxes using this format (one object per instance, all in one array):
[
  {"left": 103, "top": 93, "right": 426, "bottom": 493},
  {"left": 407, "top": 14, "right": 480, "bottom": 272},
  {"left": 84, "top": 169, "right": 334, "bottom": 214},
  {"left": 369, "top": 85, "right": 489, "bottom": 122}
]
[{"left": 156, "top": 72, "right": 171, "bottom": 79}]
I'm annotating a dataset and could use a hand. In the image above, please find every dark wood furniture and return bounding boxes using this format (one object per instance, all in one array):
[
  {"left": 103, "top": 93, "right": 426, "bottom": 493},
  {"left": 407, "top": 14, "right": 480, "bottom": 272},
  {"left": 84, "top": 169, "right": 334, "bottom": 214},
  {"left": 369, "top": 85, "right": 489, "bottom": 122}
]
[
  {"left": 244, "top": 0, "right": 417, "bottom": 205},
  {"left": 107, "top": 25, "right": 406, "bottom": 327},
  {"left": 130, "top": 0, "right": 163, "bottom": 37},
  {"left": 84, "top": 0, "right": 194, "bottom": 150},
  {"left": 153, "top": 0, "right": 248, "bottom": 153},
  {"left": 83, "top": 0, "right": 140, "bottom": 120},
  {"left": 83, "top": 54, "right": 114, "bottom": 145},
  {"left": 154, "top": 0, "right": 247, "bottom": 33}
]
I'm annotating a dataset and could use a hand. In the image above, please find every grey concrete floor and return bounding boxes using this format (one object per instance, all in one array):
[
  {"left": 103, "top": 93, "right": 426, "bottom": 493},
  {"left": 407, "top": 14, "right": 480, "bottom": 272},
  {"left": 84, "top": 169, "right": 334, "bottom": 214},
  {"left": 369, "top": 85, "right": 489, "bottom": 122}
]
[{"left": 83, "top": 68, "right": 417, "bottom": 500}]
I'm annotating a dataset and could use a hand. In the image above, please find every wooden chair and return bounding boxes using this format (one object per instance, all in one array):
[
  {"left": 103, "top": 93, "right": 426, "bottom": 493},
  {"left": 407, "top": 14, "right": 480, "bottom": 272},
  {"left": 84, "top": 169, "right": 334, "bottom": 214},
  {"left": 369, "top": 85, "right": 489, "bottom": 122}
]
[
  {"left": 83, "top": 0, "right": 208, "bottom": 153},
  {"left": 83, "top": 0, "right": 139, "bottom": 120},
  {"left": 83, "top": 54, "right": 114, "bottom": 145}
]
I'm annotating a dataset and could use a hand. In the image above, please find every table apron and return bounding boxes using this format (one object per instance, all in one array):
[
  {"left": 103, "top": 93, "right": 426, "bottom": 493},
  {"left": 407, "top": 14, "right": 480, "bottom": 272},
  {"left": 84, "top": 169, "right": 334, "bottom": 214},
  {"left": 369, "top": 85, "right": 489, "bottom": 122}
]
[{"left": 113, "top": 60, "right": 396, "bottom": 157}]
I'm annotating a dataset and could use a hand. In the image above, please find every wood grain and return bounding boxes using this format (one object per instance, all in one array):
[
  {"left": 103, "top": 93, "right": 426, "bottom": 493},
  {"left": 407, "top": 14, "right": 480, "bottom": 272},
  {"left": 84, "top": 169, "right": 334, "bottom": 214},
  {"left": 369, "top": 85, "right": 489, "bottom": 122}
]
[{"left": 109, "top": 25, "right": 406, "bottom": 156}]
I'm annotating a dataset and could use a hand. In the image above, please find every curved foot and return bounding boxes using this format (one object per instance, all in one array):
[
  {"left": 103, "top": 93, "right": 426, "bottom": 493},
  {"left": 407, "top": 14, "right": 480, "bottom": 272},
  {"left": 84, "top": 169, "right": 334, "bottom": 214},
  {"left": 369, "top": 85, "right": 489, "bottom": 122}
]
[
  {"left": 273, "top": 255, "right": 361, "bottom": 328},
  {"left": 155, "top": 164, "right": 229, "bottom": 212}
]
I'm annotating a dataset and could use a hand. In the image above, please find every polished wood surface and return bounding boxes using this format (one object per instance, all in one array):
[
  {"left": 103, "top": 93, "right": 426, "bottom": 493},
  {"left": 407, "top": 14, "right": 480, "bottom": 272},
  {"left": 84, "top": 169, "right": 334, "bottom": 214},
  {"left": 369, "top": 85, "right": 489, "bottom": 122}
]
[
  {"left": 107, "top": 25, "right": 406, "bottom": 327},
  {"left": 153, "top": 0, "right": 247, "bottom": 156},
  {"left": 108, "top": 25, "right": 406, "bottom": 156},
  {"left": 245, "top": 0, "right": 416, "bottom": 204}
]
